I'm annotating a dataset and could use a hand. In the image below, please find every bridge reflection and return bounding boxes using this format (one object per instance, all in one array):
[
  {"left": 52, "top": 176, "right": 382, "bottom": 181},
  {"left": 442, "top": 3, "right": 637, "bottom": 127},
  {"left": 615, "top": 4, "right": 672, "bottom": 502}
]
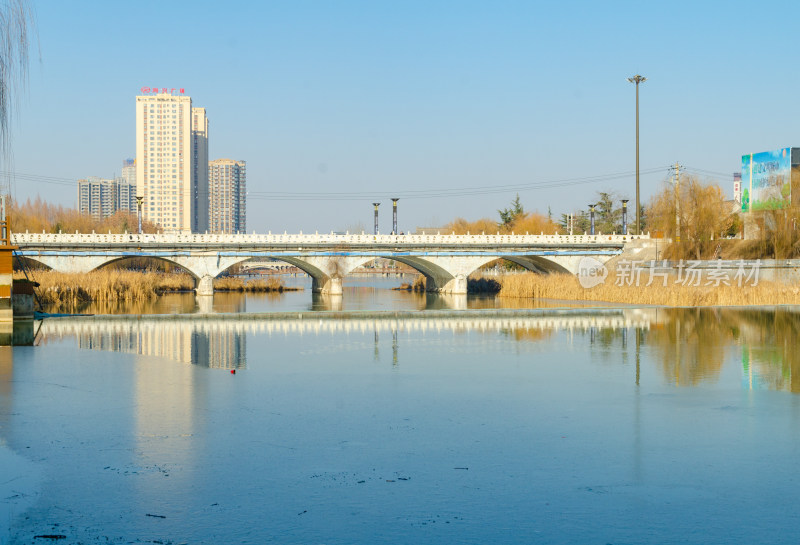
[
  {"left": 38, "top": 309, "right": 653, "bottom": 368},
  {"left": 28, "top": 306, "right": 800, "bottom": 391}
]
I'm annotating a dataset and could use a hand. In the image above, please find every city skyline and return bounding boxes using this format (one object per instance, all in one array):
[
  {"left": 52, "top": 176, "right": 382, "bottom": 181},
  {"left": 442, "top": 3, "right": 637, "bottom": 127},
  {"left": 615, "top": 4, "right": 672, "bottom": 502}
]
[{"left": 4, "top": 1, "right": 800, "bottom": 233}]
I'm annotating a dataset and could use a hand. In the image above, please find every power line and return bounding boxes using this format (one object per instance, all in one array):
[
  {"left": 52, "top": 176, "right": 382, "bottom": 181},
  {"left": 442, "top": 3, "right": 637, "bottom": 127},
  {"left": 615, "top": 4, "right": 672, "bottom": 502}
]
[
  {"left": 682, "top": 166, "right": 736, "bottom": 178},
  {"left": 3, "top": 163, "right": 739, "bottom": 203},
  {"left": 0, "top": 171, "right": 77, "bottom": 187},
  {"left": 247, "top": 167, "right": 671, "bottom": 201}
]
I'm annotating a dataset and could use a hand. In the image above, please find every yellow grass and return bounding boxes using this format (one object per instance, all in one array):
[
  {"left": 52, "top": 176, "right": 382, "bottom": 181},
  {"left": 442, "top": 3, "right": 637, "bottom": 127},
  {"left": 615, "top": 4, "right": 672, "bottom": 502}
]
[
  {"left": 18, "top": 271, "right": 300, "bottom": 310},
  {"left": 393, "top": 274, "right": 427, "bottom": 291},
  {"left": 17, "top": 269, "right": 195, "bottom": 310},
  {"left": 494, "top": 272, "right": 800, "bottom": 306},
  {"left": 213, "top": 276, "right": 297, "bottom": 292}
]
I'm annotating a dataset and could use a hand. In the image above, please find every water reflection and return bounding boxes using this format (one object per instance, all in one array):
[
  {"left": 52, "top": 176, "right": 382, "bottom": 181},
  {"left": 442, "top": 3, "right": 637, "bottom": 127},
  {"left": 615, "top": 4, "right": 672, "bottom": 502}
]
[
  {"left": 41, "top": 318, "right": 246, "bottom": 370},
  {"left": 734, "top": 308, "right": 800, "bottom": 392},
  {"left": 572, "top": 307, "right": 800, "bottom": 392},
  {"left": 39, "top": 310, "right": 650, "bottom": 371},
  {"left": 35, "top": 306, "right": 800, "bottom": 392}
]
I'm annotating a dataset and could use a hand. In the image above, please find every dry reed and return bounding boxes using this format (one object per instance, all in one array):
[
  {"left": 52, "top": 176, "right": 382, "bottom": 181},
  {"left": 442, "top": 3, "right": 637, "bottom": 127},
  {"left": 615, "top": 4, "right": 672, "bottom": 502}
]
[
  {"left": 213, "top": 276, "right": 297, "bottom": 292},
  {"left": 394, "top": 275, "right": 427, "bottom": 291},
  {"left": 494, "top": 272, "right": 800, "bottom": 306},
  {"left": 18, "top": 269, "right": 195, "bottom": 310}
]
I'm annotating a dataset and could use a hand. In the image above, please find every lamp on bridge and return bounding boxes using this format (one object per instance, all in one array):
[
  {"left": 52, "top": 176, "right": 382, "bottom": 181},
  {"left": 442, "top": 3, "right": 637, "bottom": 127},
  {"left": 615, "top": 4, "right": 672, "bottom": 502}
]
[
  {"left": 372, "top": 202, "right": 381, "bottom": 235},
  {"left": 136, "top": 196, "right": 144, "bottom": 234},
  {"left": 588, "top": 203, "right": 596, "bottom": 235},
  {"left": 621, "top": 199, "right": 629, "bottom": 235},
  {"left": 391, "top": 198, "right": 399, "bottom": 234}
]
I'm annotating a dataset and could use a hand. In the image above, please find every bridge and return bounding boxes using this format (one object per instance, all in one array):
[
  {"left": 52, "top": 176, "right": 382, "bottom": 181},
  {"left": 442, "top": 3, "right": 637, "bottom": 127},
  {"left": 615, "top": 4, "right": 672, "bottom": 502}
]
[{"left": 11, "top": 232, "right": 650, "bottom": 296}]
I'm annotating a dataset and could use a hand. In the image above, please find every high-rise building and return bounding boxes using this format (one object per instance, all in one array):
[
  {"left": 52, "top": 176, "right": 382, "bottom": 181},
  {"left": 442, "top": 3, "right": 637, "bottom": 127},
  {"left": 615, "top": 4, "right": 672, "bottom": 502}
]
[
  {"left": 135, "top": 89, "right": 209, "bottom": 233},
  {"left": 78, "top": 177, "right": 115, "bottom": 219},
  {"left": 121, "top": 158, "right": 136, "bottom": 186},
  {"left": 117, "top": 158, "right": 137, "bottom": 213},
  {"left": 116, "top": 176, "right": 136, "bottom": 213},
  {"left": 208, "top": 159, "right": 246, "bottom": 233},
  {"left": 192, "top": 108, "right": 209, "bottom": 233},
  {"left": 77, "top": 175, "right": 136, "bottom": 219}
]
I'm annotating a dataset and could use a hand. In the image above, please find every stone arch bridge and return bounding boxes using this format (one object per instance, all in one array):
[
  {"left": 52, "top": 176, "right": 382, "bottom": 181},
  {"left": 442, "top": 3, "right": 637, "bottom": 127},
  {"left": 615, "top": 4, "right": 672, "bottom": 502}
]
[{"left": 11, "top": 232, "right": 649, "bottom": 296}]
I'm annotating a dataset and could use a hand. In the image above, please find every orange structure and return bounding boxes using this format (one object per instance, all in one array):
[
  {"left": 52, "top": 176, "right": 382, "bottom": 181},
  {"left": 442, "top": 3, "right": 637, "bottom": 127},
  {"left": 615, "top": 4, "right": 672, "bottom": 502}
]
[{"left": 0, "top": 207, "right": 15, "bottom": 322}]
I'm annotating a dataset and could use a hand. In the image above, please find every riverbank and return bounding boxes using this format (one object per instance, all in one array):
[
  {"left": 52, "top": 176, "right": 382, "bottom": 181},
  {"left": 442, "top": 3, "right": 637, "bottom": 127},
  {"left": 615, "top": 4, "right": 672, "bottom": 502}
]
[{"left": 493, "top": 272, "right": 800, "bottom": 306}]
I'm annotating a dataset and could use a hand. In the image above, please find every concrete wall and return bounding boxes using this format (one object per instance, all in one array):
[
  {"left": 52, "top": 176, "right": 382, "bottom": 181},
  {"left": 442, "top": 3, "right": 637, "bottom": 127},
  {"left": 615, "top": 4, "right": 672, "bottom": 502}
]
[{"left": 635, "top": 259, "right": 800, "bottom": 285}]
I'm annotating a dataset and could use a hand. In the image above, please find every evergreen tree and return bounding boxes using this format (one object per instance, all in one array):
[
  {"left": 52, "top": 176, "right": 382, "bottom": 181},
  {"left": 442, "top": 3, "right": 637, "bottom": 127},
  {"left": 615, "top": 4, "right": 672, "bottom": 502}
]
[{"left": 498, "top": 194, "right": 525, "bottom": 228}]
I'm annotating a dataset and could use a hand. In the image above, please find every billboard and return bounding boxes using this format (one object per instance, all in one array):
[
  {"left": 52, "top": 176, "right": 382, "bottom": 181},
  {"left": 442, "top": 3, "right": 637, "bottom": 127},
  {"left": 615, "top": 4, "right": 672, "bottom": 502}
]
[{"left": 741, "top": 148, "right": 792, "bottom": 211}]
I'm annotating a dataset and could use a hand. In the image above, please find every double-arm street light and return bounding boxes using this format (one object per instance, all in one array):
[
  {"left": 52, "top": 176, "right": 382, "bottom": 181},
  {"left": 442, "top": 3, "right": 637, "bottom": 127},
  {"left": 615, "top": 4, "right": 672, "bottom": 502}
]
[{"left": 627, "top": 74, "right": 646, "bottom": 234}]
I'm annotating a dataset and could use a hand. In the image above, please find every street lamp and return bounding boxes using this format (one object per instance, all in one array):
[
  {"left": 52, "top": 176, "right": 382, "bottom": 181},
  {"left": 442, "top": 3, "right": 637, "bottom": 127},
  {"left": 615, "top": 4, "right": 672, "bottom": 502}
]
[
  {"left": 589, "top": 203, "right": 596, "bottom": 235},
  {"left": 391, "top": 198, "right": 399, "bottom": 234},
  {"left": 136, "top": 196, "right": 144, "bottom": 234},
  {"left": 628, "top": 74, "right": 646, "bottom": 234},
  {"left": 621, "top": 199, "right": 629, "bottom": 235},
  {"left": 372, "top": 202, "right": 380, "bottom": 235}
]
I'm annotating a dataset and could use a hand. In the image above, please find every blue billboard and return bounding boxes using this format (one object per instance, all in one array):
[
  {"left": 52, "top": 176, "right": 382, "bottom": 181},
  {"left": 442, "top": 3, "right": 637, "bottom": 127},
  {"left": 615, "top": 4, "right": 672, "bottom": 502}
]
[{"left": 741, "top": 148, "right": 792, "bottom": 211}]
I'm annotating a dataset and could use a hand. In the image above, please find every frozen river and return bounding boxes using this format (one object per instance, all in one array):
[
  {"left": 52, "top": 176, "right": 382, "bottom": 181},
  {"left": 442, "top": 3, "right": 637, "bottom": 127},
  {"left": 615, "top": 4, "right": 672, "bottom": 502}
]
[{"left": 2, "top": 282, "right": 800, "bottom": 543}]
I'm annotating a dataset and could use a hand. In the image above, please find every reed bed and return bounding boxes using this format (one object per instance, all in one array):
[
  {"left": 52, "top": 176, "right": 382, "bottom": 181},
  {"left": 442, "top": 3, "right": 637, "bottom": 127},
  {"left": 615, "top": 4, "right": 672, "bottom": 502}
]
[
  {"left": 213, "top": 276, "right": 298, "bottom": 292},
  {"left": 18, "top": 269, "right": 195, "bottom": 309},
  {"left": 394, "top": 275, "right": 427, "bottom": 292},
  {"left": 494, "top": 272, "right": 800, "bottom": 307}
]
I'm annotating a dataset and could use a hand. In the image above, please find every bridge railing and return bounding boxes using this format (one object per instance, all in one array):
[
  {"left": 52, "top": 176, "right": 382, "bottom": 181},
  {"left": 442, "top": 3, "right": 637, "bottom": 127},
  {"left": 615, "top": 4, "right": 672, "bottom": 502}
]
[{"left": 11, "top": 231, "right": 649, "bottom": 246}]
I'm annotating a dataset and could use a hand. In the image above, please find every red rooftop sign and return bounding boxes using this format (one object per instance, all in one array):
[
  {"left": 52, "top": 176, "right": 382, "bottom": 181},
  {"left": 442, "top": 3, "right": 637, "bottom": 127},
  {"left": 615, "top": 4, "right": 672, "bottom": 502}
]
[{"left": 140, "top": 87, "right": 185, "bottom": 95}]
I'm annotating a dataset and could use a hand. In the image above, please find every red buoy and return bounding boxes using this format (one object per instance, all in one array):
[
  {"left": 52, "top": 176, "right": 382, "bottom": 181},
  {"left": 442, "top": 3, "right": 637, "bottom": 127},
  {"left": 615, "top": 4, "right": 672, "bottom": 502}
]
[{"left": 230, "top": 369, "right": 236, "bottom": 374}]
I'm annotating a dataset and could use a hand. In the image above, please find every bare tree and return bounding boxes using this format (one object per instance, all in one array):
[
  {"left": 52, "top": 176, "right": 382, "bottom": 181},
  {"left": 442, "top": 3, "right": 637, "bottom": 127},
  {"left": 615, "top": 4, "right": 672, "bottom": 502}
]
[
  {"left": 0, "top": 0, "right": 36, "bottom": 157},
  {"left": 648, "top": 176, "right": 734, "bottom": 260}
]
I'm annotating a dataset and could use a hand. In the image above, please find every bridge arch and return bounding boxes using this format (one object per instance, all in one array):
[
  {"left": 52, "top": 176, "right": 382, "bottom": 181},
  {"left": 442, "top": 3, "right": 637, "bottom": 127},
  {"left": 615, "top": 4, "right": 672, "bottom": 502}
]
[{"left": 504, "top": 256, "right": 571, "bottom": 274}]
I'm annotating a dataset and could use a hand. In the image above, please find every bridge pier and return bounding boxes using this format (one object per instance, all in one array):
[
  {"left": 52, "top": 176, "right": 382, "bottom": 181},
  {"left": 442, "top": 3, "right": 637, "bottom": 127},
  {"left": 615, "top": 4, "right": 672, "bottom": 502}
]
[
  {"left": 196, "top": 275, "right": 214, "bottom": 296},
  {"left": 442, "top": 273, "right": 468, "bottom": 295},
  {"left": 311, "top": 276, "right": 343, "bottom": 295}
]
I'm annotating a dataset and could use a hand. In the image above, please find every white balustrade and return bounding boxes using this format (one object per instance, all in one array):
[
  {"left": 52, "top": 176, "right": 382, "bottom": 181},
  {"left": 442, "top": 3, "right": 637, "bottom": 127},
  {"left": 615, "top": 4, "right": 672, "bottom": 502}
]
[{"left": 12, "top": 231, "right": 648, "bottom": 247}]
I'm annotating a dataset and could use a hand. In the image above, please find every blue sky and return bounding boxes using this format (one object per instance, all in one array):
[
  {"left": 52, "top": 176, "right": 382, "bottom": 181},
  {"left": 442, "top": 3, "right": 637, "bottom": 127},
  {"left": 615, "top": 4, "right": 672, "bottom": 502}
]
[{"left": 6, "top": 0, "right": 800, "bottom": 233}]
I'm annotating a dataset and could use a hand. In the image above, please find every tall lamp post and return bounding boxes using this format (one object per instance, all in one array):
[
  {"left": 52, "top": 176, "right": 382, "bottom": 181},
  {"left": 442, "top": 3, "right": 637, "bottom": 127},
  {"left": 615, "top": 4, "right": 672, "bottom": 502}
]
[
  {"left": 372, "top": 202, "right": 380, "bottom": 235},
  {"left": 391, "top": 198, "right": 399, "bottom": 234},
  {"left": 628, "top": 74, "right": 646, "bottom": 234},
  {"left": 136, "top": 196, "right": 144, "bottom": 234},
  {"left": 621, "top": 199, "right": 629, "bottom": 235},
  {"left": 589, "top": 204, "right": 596, "bottom": 235}
]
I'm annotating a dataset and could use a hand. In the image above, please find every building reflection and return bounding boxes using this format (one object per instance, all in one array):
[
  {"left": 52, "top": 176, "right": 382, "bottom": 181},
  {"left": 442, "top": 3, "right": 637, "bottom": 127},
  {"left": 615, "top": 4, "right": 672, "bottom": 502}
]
[
  {"left": 41, "top": 319, "right": 246, "bottom": 369},
  {"left": 734, "top": 309, "right": 800, "bottom": 392}
]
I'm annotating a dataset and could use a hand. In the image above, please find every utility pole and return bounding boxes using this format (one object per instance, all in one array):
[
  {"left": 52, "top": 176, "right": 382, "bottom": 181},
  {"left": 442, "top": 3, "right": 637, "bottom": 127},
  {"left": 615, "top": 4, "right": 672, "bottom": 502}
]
[
  {"left": 671, "top": 163, "right": 681, "bottom": 242},
  {"left": 628, "top": 74, "right": 646, "bottom": 234}
]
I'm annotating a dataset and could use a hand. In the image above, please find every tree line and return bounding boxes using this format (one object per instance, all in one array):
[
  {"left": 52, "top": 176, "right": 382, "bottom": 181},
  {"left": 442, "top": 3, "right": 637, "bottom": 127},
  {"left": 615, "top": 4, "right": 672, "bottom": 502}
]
[
  {"left": 443, "top": 178, "right": 800, "bottom": 260},
  {"left": 9, "top": 196, "right": 159, "bottom": 234}
]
